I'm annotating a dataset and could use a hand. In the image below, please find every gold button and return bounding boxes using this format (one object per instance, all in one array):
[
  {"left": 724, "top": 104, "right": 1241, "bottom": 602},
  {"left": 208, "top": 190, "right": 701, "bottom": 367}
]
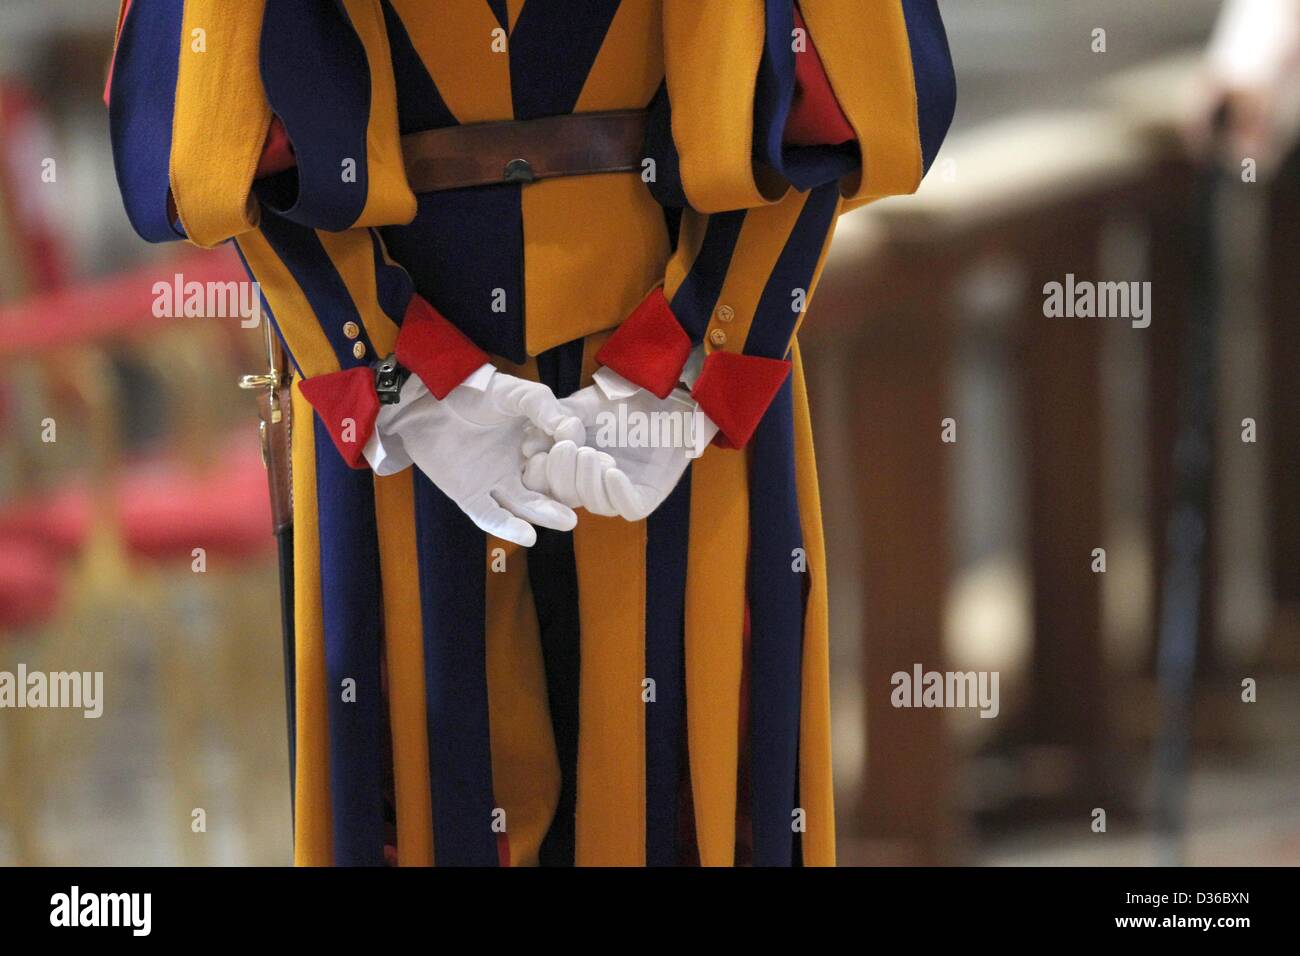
[
  {"left": 715, "top": 304, "right": 735, "bottom": 323},
  {"left": 342, "top": 321, "right": 360, "bottom": 339},
  {"left": 708, "top": 328, "right": 728, "bottom": 348},
  {"left": 352, "top": 341, "right": 366, "bottom": 360}
]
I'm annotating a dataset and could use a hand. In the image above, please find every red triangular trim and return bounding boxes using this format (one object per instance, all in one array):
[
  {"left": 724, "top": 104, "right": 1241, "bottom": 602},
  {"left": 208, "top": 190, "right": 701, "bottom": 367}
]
[
  {"left": 394, "top": 295, "right": 489, "bottom": 399},
  {"left": 298, "top": 367, "right": 380, "bottom": 469},
  {"left": 594, "top": 288, "right": 692, "bottom": 400},
  {"left": 691, "top": 350, "right": 792, "bottom": 450}
]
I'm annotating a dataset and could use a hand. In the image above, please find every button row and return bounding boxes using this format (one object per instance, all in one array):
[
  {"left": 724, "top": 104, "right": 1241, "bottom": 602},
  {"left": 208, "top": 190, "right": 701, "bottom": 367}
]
[
  {"left": 708, "top": 303, "right": 734, "bottom": 349},
  {"left": 343, "top": 321, "right": 366, "bottom": 360}
]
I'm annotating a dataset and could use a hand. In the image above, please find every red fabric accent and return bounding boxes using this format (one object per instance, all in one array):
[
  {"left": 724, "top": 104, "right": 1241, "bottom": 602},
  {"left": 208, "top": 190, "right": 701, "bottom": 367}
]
[
  {"left": 784, "top": 5, "right": 856, "bottom": 147},
  {"left": 594, "top": 288, "right": 693, "bottom": 400},
  {"left": 299, "top": 366, "right": 381, "bottom": 469},
  {"left": 691, "top": 350, "right": 792, "bottom": 450},
  {"left": 394, "top": 294, "right": 490, "bottom": 400},
  {"left": 255, "top": 116, "right": 296, "bottom": 178}
]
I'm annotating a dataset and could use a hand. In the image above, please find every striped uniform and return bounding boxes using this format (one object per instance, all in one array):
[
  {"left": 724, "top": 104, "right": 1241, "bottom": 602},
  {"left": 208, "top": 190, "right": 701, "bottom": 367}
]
[{"left": 108, "top": 0, "right": 955, "bottom": 866}]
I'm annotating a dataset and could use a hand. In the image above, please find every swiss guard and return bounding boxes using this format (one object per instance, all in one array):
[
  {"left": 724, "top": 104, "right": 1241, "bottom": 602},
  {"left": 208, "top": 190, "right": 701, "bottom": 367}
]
[{"left": 107, "top": 0, "right": 955, "bottom": 866}]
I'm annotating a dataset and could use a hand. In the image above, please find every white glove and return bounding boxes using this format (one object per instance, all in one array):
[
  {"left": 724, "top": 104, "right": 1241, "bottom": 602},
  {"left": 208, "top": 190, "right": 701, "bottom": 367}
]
[
  {"left": 522, "top": 359, "right": 718, "bottom": 522},
  {"left": 364, "top": 364, "right": 585, "bottom": 547}
]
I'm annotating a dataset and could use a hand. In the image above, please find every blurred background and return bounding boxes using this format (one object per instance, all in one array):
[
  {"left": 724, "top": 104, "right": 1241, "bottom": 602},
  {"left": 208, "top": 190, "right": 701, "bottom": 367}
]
[{"left": 0, "top": 0, "right": 1296, "bottom": 865}]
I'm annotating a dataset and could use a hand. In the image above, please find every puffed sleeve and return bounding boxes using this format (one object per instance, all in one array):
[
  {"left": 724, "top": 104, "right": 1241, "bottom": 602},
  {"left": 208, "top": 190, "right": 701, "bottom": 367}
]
[
  {"left": 108, "top": 0, "right": 483, "bottom": 469},
  {"left": 108, "top": 0, "right": 416, "bottom": 248},
  {"left": 596, "top": 0, "right": 956, "bottom": 449}
]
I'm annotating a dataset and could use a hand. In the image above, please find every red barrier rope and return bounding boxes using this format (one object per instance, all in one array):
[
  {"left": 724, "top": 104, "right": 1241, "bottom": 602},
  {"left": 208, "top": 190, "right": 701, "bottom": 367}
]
[{"left": 0, "top": 244, "right": 246, "bottom": 360}]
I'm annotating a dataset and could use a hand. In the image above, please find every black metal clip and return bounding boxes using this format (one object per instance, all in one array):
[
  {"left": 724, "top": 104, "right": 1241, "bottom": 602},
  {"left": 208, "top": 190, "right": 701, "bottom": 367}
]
[{"left": 372, "top": 353, "right": 409, "bottom": 405}]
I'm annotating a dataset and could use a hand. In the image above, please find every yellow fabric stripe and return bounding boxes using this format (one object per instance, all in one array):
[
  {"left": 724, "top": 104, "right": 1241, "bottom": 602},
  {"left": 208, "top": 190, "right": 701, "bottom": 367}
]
[
  {"left": 484, "top": 539, "right": 561, "bottom": 867},
  {"left": 387, "top": 0, "right": 513, "bottom": 123},
  {"left": 506, "top": 0, "right": 525, "bottom": 33},
  {"left": 664, "top": 0, "right": 783, "bottom": 212},
  {"left": 373, "top": 470, "right": 434, "bottom": 866},
  {"left": 170, "top": 0, "right": 270, "bottom": 247},
  {"left": 572, "top": 514, "right": 647, "bottom": 866},
  {"left": 316, "top": 229, "right": 400, "bottom": 354},
  {"left": 800, "top": 0, "right": 923, "bottom": 207},
  {"left": 575, "top": 0, "right": 663, "bottom": 112},
  {"left": 790, "top": 340, "right": 836, "bottom": 866},
  {"left": 341, "top": 0, "right": 418, "bottom": 227},
  {"left": 706, "top": 189, "right": 810, "bottom": 356},
  {"left": 684, "top": 445, "right": 749, "bottom": 866},
  {"left": 522, "top": 175, "right": 669, "bottom": 356},
  {"left": 291, "top": 381, "right": 332, "bottom": 866},
  {"left": 235, "top": 230, "right": 339, "bottom": 379}
]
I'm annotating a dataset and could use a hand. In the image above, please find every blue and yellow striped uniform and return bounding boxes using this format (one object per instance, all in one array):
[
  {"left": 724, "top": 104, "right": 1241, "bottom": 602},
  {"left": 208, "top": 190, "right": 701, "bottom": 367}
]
[{"left": 108, "top": 0, "right": 955, "bottom": 866}]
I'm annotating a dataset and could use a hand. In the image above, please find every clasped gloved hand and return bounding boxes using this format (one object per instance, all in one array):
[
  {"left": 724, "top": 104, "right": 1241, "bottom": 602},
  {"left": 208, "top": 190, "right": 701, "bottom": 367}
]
[
  {"left": 521, "top": 360, "right": 718, "bottom": 522},
  {"left": 363, "top": 364, "right": 585, "bottom": 547}
]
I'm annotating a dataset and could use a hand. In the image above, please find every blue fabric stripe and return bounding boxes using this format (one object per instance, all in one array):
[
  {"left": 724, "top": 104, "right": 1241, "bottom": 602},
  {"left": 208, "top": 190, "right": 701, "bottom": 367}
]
[
  {"left": 313, "top": 416, "right": 387, "bottom": 866},
  {"left": 412, "top": 472, "right": 499, "bottom": 866},
  {"left": 529, "top": 346, "right": 585, "bottom": 866},
  {"left": 742, "top": 180, "right": 841, "bottom": 360},
  {"left": 259, "top": 0, "right": 371, "bottom": 230},
  {"left": 108, "top": 0, "right": 187, "bottom": 243},
  {"left": 526, "top": 526, "right": 581, "bottom": 866},
  {"left": 507, "top": 0, "right": 622, "bottom": 120},
  {"left": 901, "top": 0, "right": 957, "bottom": 174},
  {"left": 644, "top": 470, "right": 691, "bottom": 866},
  {"left": 669, "top": 211, "right": 747, "bottom": 343},
  {"left": 381, "top": 0, "right": 460, "bottom": 134},
  {"left": 256, "top": 211, "right": 376, "bottom": 368},
  {"left": 379, "top": 184, "right": 526, "bottom": 363},
  {"left": 753, "top": 2, "right": 861, "bottom": 191},
  {"left": 753, "top": 1, "right": 797, "bottom": 175},
  {"left": 745, "top": 377, "right": 805, "bottom": 867},
  {"left": 368, "top": 231, "right": 415, "bottom": 326},
  {"left": 643, "top": 83, "right": 688, "bottom": 208},
  {"left": 486, "top": 0, "right": 509, "bottom": 32}
]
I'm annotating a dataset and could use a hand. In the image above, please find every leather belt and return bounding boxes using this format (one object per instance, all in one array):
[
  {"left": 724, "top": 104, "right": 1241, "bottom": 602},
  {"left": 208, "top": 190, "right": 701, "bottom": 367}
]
[{"left": 401, "top": 109, "right": 649, "bottom": 193}]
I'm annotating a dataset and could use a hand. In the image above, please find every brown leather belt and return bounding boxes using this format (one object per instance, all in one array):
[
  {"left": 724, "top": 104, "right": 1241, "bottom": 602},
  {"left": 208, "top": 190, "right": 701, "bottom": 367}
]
[{"left": 401, "top": 109, "right": 649, "bottom": 193}]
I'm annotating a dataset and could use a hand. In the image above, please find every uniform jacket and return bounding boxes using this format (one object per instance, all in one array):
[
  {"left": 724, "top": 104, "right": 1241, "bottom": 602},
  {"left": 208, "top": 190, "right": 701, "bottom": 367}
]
[{"left": 108, "top": 0, "right": 955, "bottom": 866}]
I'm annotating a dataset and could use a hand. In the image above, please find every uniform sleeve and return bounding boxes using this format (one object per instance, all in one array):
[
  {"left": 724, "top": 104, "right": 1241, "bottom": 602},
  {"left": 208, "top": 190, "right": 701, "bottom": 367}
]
[
  {"left": 234, "top": 217, "right": 488, "bottom": 468},
  {"left": 108, "top": 0, "right": 482, "bottom": 468},
  {"left": 597, "top": 0, "right": 956, "bottom": 449},
  {"left": 107, "top": 0, "right": 416, "bottom": 247}
]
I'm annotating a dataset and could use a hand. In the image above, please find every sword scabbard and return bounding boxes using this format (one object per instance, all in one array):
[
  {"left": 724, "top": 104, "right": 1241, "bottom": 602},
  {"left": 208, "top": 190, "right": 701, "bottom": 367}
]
[{"left": 241, "top": 322, "right": 294, "bottom": 535}]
